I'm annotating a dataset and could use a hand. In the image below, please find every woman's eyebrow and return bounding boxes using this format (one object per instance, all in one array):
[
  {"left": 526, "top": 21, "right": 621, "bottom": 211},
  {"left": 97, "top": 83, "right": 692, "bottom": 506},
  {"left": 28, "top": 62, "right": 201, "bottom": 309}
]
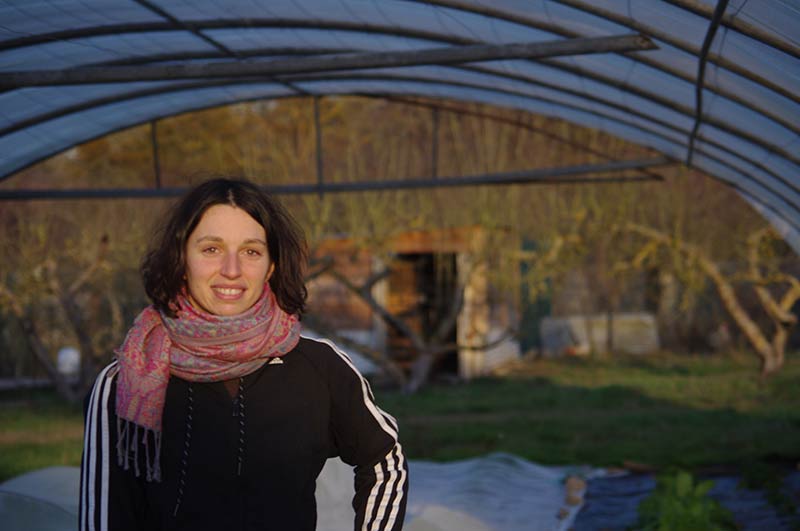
[
  {"left": 194, "top": 235, "right": 266, "bottom": 246},
  {"left": 195, "top": 235, "right": 224, "bottom": 243}
]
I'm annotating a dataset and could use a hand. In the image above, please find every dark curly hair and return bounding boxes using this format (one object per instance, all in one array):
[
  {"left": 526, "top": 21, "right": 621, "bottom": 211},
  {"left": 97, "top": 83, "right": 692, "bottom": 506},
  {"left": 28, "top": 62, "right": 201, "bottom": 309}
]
[{"left": 141, "top": 178, "right": 307, "bottom": 317}]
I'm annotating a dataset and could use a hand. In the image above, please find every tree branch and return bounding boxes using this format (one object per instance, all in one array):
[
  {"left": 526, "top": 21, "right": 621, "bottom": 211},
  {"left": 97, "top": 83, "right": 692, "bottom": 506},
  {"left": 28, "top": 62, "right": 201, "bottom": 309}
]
[
  {"left": 432, "top": 282, "right": 465, "bottom": 344},
  {"left": 747, "top": 228, "right": 797, "bottom": 325},
  {"left": 0, "top": 283, "right": 79, "bottom": 402},
  {"left": 305, "top": 255, "right": 335, "bottom": 282},
  {"left": 67, "top": 234, "right": 109, "bottom": 296},
  {"left": 363, "top": 268, "right": 391, "bottom": 292},
  {"left": 626, "top": 223, "right": 775, "bottom": 363},
  {"left": 324, "top": 268, "right": 427, "bottom": 352},
  {"left": 44, "top": 248, "right": 103, "bottom": 386},
  {"left": 429, "top": 326, "right": 518, "bottom": 358}
]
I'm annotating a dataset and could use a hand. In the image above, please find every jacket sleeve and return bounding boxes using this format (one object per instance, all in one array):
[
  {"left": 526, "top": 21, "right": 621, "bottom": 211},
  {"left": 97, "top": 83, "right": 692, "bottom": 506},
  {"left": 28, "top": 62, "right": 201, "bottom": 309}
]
[
  {"left": 323, "top": 340, "right": 409, "bottom": 531},
  {"left": 79, "top": 361, "right": 149, "bottom": 531}
]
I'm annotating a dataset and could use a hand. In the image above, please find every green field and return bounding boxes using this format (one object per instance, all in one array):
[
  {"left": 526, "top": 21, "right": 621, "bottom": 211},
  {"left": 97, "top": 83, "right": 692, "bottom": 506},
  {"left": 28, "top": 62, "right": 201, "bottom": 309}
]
[
  {"left": 376, "top": 351, "right": 800, "bottom": 469},
  {"left": 0, "top": 392, "right": 83, "bottom": 481},
  {"left": 1, "top": 351, "right": 798, "bottom": 482}
]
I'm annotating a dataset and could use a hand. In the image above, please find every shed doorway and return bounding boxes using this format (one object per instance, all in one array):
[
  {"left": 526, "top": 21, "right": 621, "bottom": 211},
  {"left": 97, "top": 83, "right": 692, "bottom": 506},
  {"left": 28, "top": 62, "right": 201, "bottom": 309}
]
[{"left": 387, "top": 253, "right": 459, "bottom": 376}]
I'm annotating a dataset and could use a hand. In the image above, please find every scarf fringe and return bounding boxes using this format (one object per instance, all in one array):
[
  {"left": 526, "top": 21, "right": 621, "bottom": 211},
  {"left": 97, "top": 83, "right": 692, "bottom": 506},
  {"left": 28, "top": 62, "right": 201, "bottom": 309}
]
[{"left": 116, "top": 417, "right": 163, "bottom": 482}]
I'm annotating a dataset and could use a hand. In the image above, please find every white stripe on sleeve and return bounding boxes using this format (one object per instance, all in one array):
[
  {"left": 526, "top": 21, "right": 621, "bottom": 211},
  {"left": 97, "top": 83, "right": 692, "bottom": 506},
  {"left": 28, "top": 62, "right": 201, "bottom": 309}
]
[
  {"left": 99, "top": 364, "right": 116, "bottom": 530},
  {"left": 80, "top": 361, "right": 118, "bottom": 531},
  {"left": 383, "top": 445, "right": 408, "bottom": 530},
  {"left": 81, "top": 365, "right": 100, "bottom": 531},
  {"left": 362, "top": 459, "right": 386, "bottom": 530},
  {"left": 303, "top": 336, "right": 398, "bottom": 439},
  {"left": 367, "top": 448, "right": 399, "bottom": 531},
  {"left": 300, "top": 337, "right": 407, "bottom": 531}
]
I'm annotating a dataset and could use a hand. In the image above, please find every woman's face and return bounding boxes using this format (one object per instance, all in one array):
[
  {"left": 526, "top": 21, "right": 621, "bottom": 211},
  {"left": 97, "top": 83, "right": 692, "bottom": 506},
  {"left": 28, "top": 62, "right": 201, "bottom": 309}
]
[{"left": 184, "top": 204, "right": 274, "bottom": 316}]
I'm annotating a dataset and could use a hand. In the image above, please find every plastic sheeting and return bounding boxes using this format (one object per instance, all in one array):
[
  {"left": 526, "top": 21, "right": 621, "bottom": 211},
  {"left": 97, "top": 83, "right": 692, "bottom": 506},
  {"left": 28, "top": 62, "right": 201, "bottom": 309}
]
[
  {"left": 3, "top": 458, "right": 797, "bottom": 530},
  {"left": 0, "top": 467, "right": 79, "bottom": 531},
  {"left": 0, "top": 454, "right": 592, "bottom": 531},
  {"left": 574, "top": 469, "right": 800, "bottom": 530},
  {"left": 0, "top": 0, "right": 798, "bottom": 250}
]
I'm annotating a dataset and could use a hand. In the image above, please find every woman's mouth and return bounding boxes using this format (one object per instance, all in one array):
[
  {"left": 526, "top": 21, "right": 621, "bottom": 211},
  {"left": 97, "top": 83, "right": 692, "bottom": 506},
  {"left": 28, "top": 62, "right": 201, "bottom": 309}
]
[{"left": 213, "top": 287, "right": 245, "bottom": 299}]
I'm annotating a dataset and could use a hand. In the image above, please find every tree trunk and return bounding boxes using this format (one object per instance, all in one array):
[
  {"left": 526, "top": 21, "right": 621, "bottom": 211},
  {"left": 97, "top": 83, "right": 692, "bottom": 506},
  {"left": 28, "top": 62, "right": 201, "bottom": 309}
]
[
  {"left": 761, "top": 327, "right": 787, "bottom": 376},
  {"left": 16, "top": 312, "right": 79, "bottom": 403},
  {"left": 56, "top": 292, "right": 101, "bottom": 392},
  {"left": 0, "top": 284, "right": 80, "bottom": 402},
  {"left": 626, "top": 224, "right": 795, "bottom": 377},
  {"left": 760, "top": 350, "right": 784, "bottom": 376},
  {"left": 405, "top": 351, "right": 435, "bottom": 394},
  {"left": 325, "top": 264, "right": 467, "bottom": 393}
]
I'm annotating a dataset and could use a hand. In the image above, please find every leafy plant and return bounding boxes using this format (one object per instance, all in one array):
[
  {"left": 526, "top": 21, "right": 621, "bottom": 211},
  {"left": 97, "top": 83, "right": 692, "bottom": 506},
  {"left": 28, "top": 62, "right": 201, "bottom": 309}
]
[{"left": 635, "top": 469, "right": 737, "bottom": 530}]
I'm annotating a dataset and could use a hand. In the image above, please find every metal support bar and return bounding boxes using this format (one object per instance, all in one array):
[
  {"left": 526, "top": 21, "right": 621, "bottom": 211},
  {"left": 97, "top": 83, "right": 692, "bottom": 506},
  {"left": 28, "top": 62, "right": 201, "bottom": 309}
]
[
  {"left": 150, "top": 121, "right": 162, "bottom": 189},
  {"left": 130, "top": 1, "right": 305, "bottom": 99},
  {"left": 313, "top": 96, "right": 324, "bottom": 198},
  {"left": 132, "top": 0, "right": 237, "bottom": 57},
  {"left": 0, "top": 157, "right": 669, "bottom": 201},
  {"left": 390, "top": 96, "right": 665, "bottom": 181},
  {"left": 664, "top": 0, "right": 800, "bottom": 60},
  {"left": 551, "top": 0, "right": 798, "bottom": 106},
  {"left": 0, "top": 34, "right": 655, "bottom": 88},
  {"left": 431, "top": 107, "right": 439, "bottom": 179},
  {"left": 686, "top": 0, "right": 729, "bottom": 166}
]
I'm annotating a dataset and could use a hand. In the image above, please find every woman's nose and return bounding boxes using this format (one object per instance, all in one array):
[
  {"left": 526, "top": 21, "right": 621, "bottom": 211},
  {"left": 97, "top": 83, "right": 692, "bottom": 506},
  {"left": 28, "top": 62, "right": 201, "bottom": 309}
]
[{"left": 220, "top": 252, "right": 242, "bottom": 278}]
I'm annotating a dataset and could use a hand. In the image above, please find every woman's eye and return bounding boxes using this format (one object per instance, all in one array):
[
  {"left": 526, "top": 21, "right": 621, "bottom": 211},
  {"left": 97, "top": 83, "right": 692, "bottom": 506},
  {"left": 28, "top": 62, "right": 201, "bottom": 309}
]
[
  {"left": 244, "top": 248, "right": 262, "bottom": 257},
  {"left": 201, "top": 247, "right": 219, "bottom": 254}
]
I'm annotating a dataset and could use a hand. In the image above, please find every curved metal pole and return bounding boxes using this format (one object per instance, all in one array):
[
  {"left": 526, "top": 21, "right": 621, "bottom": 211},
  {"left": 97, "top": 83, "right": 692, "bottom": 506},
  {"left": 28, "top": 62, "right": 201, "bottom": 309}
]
[
  {"left": 0, "top": 35, "right": 654, "bottom": 88},
  {"left": 687, "top": 0, "right": 730, "bottom": 166},
  {"left": 314, "top": 96, "right": 325, "bottom": 198},
  {"left": 0, "top": 157, "right": 668, "bottom": 201}
]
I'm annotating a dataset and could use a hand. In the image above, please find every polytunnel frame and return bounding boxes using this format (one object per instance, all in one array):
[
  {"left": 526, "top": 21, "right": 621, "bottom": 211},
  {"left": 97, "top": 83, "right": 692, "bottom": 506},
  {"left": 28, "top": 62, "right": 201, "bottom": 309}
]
[{"left": 0, "top": 0, "right": 797, "bottom": 249}]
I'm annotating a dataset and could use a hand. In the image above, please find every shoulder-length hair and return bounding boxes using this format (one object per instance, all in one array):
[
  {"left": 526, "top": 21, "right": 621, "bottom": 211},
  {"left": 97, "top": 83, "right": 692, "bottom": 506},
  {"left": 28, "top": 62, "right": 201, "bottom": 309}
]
[{"left": 141, "top": 178, "right": 307, "bottom": 317}]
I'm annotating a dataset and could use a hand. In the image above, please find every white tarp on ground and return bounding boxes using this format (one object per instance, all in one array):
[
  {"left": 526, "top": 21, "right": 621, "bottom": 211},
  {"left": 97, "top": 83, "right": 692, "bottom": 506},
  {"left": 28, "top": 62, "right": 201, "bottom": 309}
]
[
  {"left": 0, "top": 454, "right": 590, "bottom": 531},
  {"left": 0, "top": 467, "right": 78, "bottom": 531}
]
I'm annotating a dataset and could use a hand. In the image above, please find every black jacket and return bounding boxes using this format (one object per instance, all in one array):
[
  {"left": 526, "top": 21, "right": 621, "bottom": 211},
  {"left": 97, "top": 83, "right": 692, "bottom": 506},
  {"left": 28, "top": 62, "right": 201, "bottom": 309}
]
[{"left": 79, "top": 336, "right": 408, "bottom": 530}]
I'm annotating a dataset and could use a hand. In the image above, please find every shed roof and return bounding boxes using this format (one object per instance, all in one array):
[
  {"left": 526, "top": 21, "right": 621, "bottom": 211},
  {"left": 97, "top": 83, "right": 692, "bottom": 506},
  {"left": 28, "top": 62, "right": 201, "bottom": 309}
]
[{"left": 0, "top": 1, "right": 798, "bottom": 249}]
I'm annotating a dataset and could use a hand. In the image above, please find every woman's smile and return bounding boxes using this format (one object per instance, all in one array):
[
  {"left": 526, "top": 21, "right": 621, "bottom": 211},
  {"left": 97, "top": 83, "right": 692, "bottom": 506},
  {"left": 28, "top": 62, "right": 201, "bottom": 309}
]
[{"left": 213, "top": 286, "right": 246, "bottom": 298}]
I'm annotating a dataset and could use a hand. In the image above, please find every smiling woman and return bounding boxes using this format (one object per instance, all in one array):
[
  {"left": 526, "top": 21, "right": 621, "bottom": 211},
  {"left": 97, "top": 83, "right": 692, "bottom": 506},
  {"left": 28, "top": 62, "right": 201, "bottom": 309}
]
[
  {"left": 141, "top": 178, "right": 307, "bottom": 321},
  {"left": 184, "top": 204, "right": 275, "bottom": 316},
  {"left": 79, "top": 178, "right": 408, "bottom": 531}
]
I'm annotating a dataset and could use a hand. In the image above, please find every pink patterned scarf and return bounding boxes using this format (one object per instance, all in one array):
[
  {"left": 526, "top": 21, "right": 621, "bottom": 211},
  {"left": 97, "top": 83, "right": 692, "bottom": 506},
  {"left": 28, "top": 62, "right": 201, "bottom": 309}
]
[{"left": 114, "top": 284, "right": 299, "bottom": 480}]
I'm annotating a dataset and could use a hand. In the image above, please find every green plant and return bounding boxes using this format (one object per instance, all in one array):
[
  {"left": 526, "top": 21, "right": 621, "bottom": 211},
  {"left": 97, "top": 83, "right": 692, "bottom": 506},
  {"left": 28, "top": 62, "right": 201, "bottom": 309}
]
[{"left": 635, "top": 470, "right": 737, "bottom": 530}]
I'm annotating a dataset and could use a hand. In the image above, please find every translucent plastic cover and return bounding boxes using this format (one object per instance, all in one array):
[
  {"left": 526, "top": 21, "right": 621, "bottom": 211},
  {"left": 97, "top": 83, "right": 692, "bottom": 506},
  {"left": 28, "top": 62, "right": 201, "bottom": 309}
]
[{"left": 0, "top": 0, "right": 797, "bottom": 249}]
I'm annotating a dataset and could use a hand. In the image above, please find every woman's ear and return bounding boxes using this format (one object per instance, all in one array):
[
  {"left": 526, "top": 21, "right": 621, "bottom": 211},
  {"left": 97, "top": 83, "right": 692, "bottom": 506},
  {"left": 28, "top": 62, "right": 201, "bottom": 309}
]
[{"left": 265, "top": 262, "right": 276, "bottom": 282}]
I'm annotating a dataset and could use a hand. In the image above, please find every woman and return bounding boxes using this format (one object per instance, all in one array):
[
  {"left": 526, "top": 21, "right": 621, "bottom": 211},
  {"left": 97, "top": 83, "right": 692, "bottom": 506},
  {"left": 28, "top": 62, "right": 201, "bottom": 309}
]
[{"left": 80, "top": 178, "right": 408, "bottom": 531}]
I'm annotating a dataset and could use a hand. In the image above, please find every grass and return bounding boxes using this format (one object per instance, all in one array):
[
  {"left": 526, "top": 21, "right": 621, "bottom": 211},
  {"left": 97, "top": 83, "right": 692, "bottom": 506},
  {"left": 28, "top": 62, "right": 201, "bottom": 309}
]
[
  {"left": 1, "top": 351, "right": 799, "bottom": 482},
  {"left": 0, "top": 390, "right": 83, "bottom": 481},
  {"left": 376, "top": 351, "right": 800, "bottom": 469}
]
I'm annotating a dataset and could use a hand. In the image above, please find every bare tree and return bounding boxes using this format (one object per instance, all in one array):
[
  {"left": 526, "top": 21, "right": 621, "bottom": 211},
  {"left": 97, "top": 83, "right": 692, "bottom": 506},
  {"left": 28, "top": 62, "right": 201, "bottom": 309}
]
[
  {"left": 0, "top": 197, "right": 148, "bottom": 402},
  {"left": 626, "top": 224, "right": 799, "bottom": 376},
  {"left": 0, "top": 232, "right": 114, "bottom": 401},
  {"left": 309, "top": 252, "right": 516, "bottom": 393},
  {"left": 4, "top": 95, "right": 792, "bottom": 392}
]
